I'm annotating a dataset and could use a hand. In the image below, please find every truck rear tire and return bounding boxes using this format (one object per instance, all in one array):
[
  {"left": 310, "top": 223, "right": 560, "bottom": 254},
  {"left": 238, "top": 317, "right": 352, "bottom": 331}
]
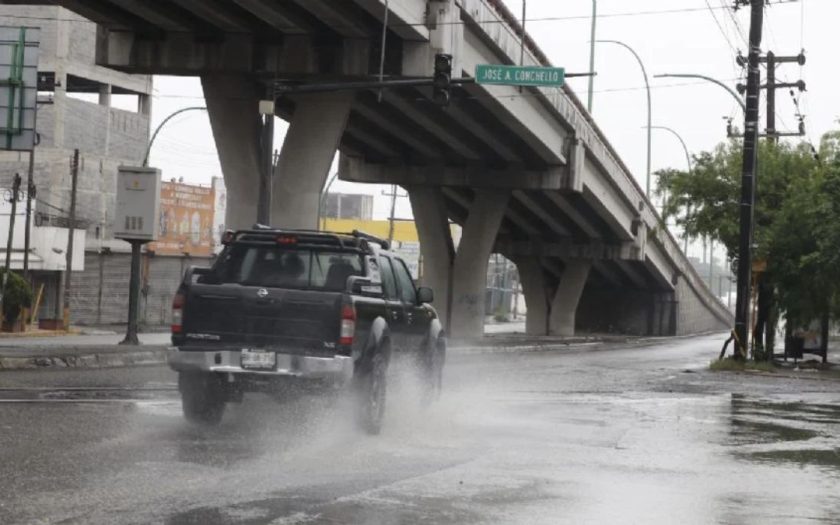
[
  {"left": 419, "top": 337, "right": 445, "bottom": 405},
  {"left": 355, "top": 352, "right": 387, "bottom": 435},
  {"left": 179, "top": 372, "right": 226, "bottom": 426}
]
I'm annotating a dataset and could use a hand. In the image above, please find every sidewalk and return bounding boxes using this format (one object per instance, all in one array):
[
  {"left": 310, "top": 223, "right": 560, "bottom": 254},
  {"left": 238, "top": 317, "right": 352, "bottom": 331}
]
[
  {"left": 0, "top": 332, "right": 171, "bottom": 370},
  {"left": 0, "top": 326, "right": 690, "bottom": 372}
]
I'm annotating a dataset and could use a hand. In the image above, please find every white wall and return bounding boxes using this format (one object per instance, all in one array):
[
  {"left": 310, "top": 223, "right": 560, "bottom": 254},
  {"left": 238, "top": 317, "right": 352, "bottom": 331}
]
[{"left": 0, "top": 196, "right": 85, "bottom": 270}]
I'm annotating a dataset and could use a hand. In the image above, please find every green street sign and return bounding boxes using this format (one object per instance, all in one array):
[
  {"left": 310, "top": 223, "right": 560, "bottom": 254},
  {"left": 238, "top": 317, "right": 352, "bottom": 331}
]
[{"left": 475, "top": 64, "right": 565, "bottom": 87}]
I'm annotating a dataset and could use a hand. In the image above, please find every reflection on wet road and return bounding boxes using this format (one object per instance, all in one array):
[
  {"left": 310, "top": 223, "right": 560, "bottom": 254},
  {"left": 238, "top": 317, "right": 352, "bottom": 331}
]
[{"left": 1, "top": 335, "right": 839, "bottom": 524}]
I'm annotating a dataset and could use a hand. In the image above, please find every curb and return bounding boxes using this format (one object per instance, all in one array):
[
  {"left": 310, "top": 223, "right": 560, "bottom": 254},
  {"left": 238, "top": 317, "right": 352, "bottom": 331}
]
[{"left": 0, "top": 347, "right": 168, "bottom": 371}]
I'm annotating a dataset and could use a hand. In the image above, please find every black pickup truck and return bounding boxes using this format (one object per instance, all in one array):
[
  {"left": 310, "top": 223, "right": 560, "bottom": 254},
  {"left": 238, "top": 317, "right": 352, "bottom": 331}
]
[{"left": 167, "top": 227, "right": 445, "bottom": 434}]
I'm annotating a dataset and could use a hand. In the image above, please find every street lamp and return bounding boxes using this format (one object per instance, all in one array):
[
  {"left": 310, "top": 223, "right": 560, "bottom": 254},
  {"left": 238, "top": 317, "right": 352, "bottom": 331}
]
[
  {"left": 317, "top": 172, "right": 340, "bottom": 231},
  {"left": 596, "top": 40, "right": 651, "bottom": 197},
  {"left": 654, "top": 73, "right": 745, "bottom": 112},
  {"left": 646, "top": 125, "right": 692, "bottom": 254},
  {"left": 142, "top": 106, "right": 207, "bottom": 167},
  {"left": 587, "top": 1, "right": 597, "bottom": 113},
  {"left": 648, "top": 125, "right": 691, "bottom": 173}
]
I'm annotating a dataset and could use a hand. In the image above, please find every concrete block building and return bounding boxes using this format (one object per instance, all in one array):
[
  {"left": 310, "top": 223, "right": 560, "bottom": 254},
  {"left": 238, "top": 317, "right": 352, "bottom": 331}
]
[{"left": 0, "top": 6, "right": 201, "bottom": 327}]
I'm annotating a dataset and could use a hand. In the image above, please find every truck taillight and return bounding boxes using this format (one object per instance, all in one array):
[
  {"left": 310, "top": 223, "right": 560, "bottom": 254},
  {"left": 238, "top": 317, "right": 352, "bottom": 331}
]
[
  {"left": 171, "top": 292, "right": 185, "bottom": 334},
  {"left": 340, "top": 304, "right": 356, "bottom": 346}
]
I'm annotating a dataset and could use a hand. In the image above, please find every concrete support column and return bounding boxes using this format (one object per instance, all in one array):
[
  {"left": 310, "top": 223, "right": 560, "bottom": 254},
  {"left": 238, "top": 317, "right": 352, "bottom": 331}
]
[
  {"left": 137, "top": 93, "right": 151, "bottom": 117},
  {"left": 549, "top": 259, "right": 592, "bottom": 336},
  {"left": 516, "top": 256, "right": 550, "bottom": 336},
  {"left": 201, "top": 75, "right": 262, "bottom": 231},
  {"left": 98, "top": 84, "right": 111, "bottom": 107},
  {"left": 450, "top": 190, "right": 510, "bottom": 339},
  {"left": 409, "top": 186, "right": 455, "bottom": 328},
  {"left": 271, "top": 93, "right": 353, "bottom": 229},
  {"left": 99, "top": 84, "right": 112, "bottom": 156}
]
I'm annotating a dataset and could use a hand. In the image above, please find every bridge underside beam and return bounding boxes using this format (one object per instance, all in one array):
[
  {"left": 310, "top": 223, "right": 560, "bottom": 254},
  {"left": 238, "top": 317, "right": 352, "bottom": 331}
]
[
  {"left": 340, "top": 156, "right": 567, "bottom": 190},
  {"left": 96, "top": 31, "right": 371, "bottom": 76}
]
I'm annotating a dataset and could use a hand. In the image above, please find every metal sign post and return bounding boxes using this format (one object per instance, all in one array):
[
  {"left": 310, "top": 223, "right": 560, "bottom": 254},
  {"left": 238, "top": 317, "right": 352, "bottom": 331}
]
[{"left": 114, "top": 166, "right": 161, "bottom": 345}]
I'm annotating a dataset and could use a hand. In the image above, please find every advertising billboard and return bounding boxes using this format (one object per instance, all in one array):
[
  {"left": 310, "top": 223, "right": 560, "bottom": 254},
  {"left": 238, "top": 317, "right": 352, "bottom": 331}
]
[{"left": 149, "top": 181, "right": 215, "bottom": 256}]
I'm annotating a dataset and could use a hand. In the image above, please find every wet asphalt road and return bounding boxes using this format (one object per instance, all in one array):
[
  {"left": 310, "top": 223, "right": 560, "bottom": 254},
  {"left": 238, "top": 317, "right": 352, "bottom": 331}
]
[{"left": 1, "top": 334, "right": 840, "bottom": 524}]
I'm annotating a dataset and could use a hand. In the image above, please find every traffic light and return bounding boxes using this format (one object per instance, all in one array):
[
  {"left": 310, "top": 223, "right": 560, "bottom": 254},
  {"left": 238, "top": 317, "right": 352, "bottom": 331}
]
[{"left": 433, "top": 53, "right": 452, "bottom": 107}]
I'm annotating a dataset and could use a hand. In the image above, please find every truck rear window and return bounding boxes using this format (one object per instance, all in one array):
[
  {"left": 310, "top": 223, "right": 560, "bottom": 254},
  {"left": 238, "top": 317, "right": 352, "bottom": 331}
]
[{"left": 208, "top": 245, "right": 364, "bottom": 291}]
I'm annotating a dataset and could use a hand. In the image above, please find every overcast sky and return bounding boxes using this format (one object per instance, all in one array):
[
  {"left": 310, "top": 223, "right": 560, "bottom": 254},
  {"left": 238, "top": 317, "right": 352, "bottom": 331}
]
[{"left": 145, "top": 0, "right": 832, "bottom": 259}]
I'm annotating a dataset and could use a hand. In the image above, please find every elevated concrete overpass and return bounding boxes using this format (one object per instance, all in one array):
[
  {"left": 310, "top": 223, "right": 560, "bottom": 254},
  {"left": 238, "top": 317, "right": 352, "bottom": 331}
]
[{"left": 3, "top": 0, "right": 733, "bottom": 338}]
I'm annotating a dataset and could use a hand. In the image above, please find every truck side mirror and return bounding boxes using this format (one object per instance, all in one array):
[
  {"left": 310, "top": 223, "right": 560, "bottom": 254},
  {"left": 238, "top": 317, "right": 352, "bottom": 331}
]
[{"left": 417, "top": 287, "right": 434, "bottom": 304}]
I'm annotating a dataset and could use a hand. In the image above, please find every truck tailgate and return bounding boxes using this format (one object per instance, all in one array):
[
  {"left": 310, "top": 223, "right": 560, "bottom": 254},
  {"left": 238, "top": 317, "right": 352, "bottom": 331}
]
[{"left": 183, "top": 284, "right": 343, "bottom": 351}]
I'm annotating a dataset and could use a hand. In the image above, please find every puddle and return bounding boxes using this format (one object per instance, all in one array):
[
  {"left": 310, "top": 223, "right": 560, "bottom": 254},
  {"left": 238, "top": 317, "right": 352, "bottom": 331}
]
[{"left": 728, "top": 394, "right": 840, "bottom": 471}]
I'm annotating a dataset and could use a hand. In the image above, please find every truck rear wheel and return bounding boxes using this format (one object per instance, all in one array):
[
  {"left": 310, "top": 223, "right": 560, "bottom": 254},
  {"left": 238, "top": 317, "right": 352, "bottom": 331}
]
[
  {"left": 355, "top": 352, "right": 387, "bottom": 435},
  {"left": 420, "top": 337, "right": 445, "bottom": 405},
  {"left": 179, "top": 372, "right": 226, "bottom": 426}
]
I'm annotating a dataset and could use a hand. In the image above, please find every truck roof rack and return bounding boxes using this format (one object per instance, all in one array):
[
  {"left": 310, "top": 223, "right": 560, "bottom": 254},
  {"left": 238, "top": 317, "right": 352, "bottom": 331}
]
[
  {"left": 230, "top": 227, "right": 390, "bottom": 251},
  {"left": 351, "top": 230, "right": 390, "bottom": 250}
]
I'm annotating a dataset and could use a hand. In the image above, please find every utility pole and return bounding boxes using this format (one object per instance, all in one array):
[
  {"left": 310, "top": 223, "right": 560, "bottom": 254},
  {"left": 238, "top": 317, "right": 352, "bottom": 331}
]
[
  {"left": 63, "top": 149, "right": 79, "bottom": 330},
  {"left": 257, "top": 98, "right": 274, "bottom": 226},
  {"left": 708, "top": 240, "right": 714, "bottom": 292},
  {"left": 766, "top": 51, "right": 776, "bottom": 142},
  {"left": 587, "top": 0, "right": 597, "bottom": 112},
  {"left": 381, "top": 185, "right": 407, "bottom": 246},
  {"left": 0, "top": 174, "right": 22, "bottom": 324},
  {"left": 732, "top": 0, "right": 764, "bottom": 361},
  {"left": 734, "top": 50, "right": 806, "bottom": 141},
  {"left": 23, "top": 148, "right": 34, "bottom": 281}
]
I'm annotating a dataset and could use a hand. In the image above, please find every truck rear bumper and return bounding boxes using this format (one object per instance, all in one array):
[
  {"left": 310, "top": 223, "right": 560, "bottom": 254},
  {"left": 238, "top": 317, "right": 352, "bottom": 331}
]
[{"left": 167, "top": 348, "right": 354, "bottom": 384}]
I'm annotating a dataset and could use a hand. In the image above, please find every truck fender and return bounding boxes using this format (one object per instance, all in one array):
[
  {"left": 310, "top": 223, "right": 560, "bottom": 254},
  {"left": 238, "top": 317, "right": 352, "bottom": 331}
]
[
  {"left": 420, "top": 318, "right": 446, "bottom": 363},
  {"left": 358, "top": 316, "right": 391, "bottom": 368}
]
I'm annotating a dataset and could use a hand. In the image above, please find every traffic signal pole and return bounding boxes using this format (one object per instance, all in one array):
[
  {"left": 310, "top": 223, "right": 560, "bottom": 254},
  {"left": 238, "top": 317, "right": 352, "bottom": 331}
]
[{"left": 732, "top": 0, "right": 764, "bottom": 360}]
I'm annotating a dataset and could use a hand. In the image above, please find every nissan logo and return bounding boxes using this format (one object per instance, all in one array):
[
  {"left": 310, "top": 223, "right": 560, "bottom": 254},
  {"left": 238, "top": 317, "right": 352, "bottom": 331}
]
[{"left": 256, "top": 288, "right": 269, "bottom": 298}]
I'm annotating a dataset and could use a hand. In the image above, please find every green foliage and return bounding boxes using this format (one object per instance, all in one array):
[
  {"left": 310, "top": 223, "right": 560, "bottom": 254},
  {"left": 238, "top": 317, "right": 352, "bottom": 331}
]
[
  {"left": 0, "top": 269, "right": 32, "bottom": 323},
  {"left": 768, "top": 159, "right": 840, "bottom": 324},
  {"left": 656, "top": 134, "right": 839, "bottom": 326},
  {"left": 656, "top": 140, "right": 820, "bottom": 267}
]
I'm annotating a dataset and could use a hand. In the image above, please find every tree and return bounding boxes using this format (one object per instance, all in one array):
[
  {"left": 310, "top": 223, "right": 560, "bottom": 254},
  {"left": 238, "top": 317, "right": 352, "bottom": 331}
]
[
  {"left": 0, "top": 269, "right": 33, "bottom": 326},
  {"left": 656, "top": 137, "right": 825, "bottom": 358}
]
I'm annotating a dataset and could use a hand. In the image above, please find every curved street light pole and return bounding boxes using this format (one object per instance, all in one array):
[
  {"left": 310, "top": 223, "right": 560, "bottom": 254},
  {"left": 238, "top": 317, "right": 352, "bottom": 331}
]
[
  {"left": 649, "top": 125, "right": 691, "bottom": 173},
  {"left": 648, "top": 125, "right": 692, "bottom": 253},
  {"left": 654, "top": 73, "right": 745, "bottom": 113},
  {"left": 317, "top": 172, "right": 340, "bottom": 231},
  {"left": 587, "top": 1, "right": 597, "bottom": 113},
  {"left": 597, "top": 40, "right": 651, "bottom": 197},
  {"left": 142, "top": 106, "right": 208, "bottom": 167}
]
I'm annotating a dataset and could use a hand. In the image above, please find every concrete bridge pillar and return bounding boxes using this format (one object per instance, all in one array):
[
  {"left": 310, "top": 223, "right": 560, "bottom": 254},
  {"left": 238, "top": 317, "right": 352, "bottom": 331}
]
[
  {"left": 515, "top": 256, "right": 550, "bottom": 336},
  {"left": 202, "top": 74, "right": 262, "bottom": 231},
  {"left": 515, "top": 257, "right": 592, "bottom": 337},
  {"left": 548, "top": 260, "right": 591, "bottom": 336},
  {"left": 271, "top": 93, "right": 353, "bottom": 229},
  {"left": 409, "top": 187, "right": 455, "bottom": 328},
  {"left": 450, "top": 190, "right": 510, "bottom": 339},
  {"left": 410, "top": 188, "right": 509, "bottom": 340}
]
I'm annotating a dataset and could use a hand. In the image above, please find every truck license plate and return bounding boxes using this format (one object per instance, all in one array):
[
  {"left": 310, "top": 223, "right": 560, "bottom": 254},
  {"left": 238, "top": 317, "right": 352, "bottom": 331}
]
[{"left": 241, "top": 349, "right": 276, "bottom": 370}]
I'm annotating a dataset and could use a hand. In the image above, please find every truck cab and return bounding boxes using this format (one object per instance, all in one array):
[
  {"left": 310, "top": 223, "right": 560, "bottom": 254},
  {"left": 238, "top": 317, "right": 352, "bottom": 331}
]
[{"left": 167, "top": 227, "right": 445, "bottom": 433}]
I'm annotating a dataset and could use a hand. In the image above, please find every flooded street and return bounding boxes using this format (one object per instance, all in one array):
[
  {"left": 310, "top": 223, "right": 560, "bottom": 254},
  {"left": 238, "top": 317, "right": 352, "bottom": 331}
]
[{"left": 1, "top": 334, "right": 839, "bottom": 524}]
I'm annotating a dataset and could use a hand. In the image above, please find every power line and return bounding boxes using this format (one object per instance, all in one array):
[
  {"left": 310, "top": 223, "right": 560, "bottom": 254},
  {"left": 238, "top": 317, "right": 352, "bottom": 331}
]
[
  {"left": 721, "top": 0, "right": 749, "bottom": 47},
  {"left": 704, "top": 0, "right": 739, "bottom": 54}
]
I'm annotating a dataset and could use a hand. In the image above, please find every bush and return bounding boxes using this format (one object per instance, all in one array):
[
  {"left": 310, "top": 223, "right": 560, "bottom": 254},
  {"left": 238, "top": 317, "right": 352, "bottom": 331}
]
[{"left": 0, "top": 269, "right": 32, "bottom": 323}]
